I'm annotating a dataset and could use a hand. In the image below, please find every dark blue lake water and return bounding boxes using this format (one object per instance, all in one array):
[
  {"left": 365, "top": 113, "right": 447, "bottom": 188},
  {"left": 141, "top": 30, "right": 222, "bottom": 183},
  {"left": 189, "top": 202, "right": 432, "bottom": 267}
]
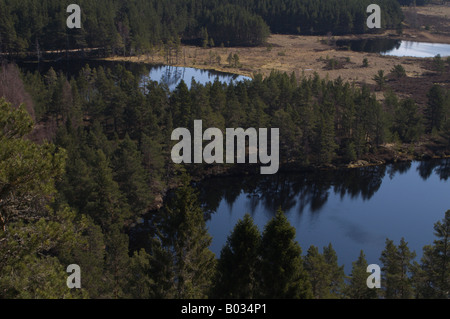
[{"left": 198, "top": 160, "right": 450, "bottom": 274}]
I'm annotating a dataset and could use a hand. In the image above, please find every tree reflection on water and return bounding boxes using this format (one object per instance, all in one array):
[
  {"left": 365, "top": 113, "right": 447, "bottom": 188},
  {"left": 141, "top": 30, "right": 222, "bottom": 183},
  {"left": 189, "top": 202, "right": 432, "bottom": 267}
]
[{"left": 198, "top": 159, "right": 450, "bottom": 220}]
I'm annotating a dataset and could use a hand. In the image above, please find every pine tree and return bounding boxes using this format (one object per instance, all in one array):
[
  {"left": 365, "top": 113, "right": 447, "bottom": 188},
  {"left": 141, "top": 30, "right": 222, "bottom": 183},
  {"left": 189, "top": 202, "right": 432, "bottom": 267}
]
[
  {"left": 112, "top": 134, "right": 152, "bottom": 218},
  {"left": 158, "top": 174, "right": 216, "bottom": 299},
  {"left": 104, "top": 225, "right": 131, "bottom": 298},
  {"left": 413, "top": 211, "right": 450, "bottom": 298},
  {"left": 391, "top": 64, "right": 406, "bottom": 78},
  {"left": 392, "top": 98, "right": 423, "bottom": 143},
  {"left": 140, "top": 133, "right": 165, "bottom": 191},
  {"left": 259, "top": 209, "right": 312, "bottom": 299},
  {"left": 147, "top": 236, "right": 177, "bottom": 298},
  {"left": 304, "top": 245, "right": 332, "bottom": 299},
  {"left": 227, "top": 53, "right": 234, "bottom": 66},
  {"left": 213, "top": 214, "right": 261, "bottom": 298},
  {"left": 380, "top": 239, "right": 401, "bottom": 298},
  {"left": 72, "top": 215, "right": 107, "bottom": 298},
  {"left": 323, "top": 243, "right": 346, "bottom": 298},
  {"left": 0, "top": 98, "right": 85, "bottom": 299},
  {"left": 0, "top": 98, "right": 66, "bottom": 233},
  {"left": 397, "top": 238, "right": 416, "bottom": 298},
  {"left": 170, "top": 80, "right": 192, "bottom": 128},
  {"left": 314, "top": 104, "right": 337, "bottom": 164},
  {"left": 425, "top": 84, "right": 447, "bottom": 133},
  {"left": 128, "top": 248, "right": 154, "bottom": 299},
  {"left": 85, "top": 149, "right": 131, "bottom": 231},
  {"left": 345, "top": 250, "right": 378, "bottom": 299},
  {"left": 380, "top": 238, "right": 415, "bottom": 299},
  {"left": 373, "top": 70, "right": 387, "bottom": 91}
]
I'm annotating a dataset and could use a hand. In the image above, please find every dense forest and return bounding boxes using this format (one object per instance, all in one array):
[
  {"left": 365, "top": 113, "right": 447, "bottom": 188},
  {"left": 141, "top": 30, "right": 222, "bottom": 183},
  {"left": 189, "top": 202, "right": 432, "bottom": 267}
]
[
  {"left": 0, "top": 58, "right": 450, "bottom": 298},
  {"left": 0, "top": 0, "right": 405, "bottom": 56}
]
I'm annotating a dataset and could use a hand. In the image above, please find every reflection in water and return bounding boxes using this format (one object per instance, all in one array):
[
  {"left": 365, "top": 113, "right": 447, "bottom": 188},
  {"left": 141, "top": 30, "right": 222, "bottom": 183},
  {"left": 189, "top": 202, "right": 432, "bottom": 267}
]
[
  {"left": 147, "top": 65, "right": 251, "bottom": 91},
  {"left": 198, "top": 165, "right": 389, "bottom": 218},
  {"left": 199, "top": 159, "right": 450, "bottom": 219},
  {"left": 336, "top": 39, "right": 450, "bottom": 57},
  {"left": 417, "top": 159, "right": 450, "bottom": 181},
  {"left": 386, "top": 161, "right": 412, "bottom": 179},
  {"left": 336, "top": 38, "right": 401, "bottom": 54},
  {"left": 160, "top": 66, "right": 185, "bottom": 89}
]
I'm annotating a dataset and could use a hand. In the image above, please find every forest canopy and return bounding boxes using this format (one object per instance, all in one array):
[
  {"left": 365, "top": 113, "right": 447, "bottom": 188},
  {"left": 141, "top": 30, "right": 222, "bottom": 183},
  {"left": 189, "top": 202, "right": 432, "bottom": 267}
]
[{"left": 0, "top": 0, "right": 404, "bottom": 55}]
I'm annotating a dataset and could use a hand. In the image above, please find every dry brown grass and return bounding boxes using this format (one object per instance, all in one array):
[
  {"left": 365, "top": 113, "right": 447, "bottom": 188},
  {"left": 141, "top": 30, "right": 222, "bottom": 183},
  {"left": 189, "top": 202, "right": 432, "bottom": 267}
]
[
  {"left": 107, "top": 34, "right": 430, "bottom": 87},
  {"left": 402, "top": 4, "right": 450, "bottom": 42}
]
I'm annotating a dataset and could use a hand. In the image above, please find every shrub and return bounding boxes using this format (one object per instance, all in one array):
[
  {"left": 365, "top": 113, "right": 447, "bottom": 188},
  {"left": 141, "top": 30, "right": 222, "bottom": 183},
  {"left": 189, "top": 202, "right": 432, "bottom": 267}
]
[
  {"left": 391, "top": 64, "right": 406, "bottom": 78},
  {"left": 362, "top": 58, "right": 369, "bottom": 68}
]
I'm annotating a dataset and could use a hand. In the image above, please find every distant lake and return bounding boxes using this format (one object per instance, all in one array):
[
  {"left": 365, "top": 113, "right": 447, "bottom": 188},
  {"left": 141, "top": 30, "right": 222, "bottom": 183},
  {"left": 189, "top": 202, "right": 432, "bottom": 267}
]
[
  {"left": 142, "top": 65, "right": 251, "bottom": 91},
  {"left": 197, "top": 160, "right": 450, "bottom": 274},
  {"left": 336, "top": 39, "right": 450, "bottom": 57}
]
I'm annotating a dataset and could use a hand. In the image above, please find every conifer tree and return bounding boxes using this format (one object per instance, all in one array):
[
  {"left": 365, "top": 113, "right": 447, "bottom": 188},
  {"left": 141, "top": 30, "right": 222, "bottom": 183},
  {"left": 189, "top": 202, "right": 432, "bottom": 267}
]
[
  {"left": 345, "top": 250, "right": 378, "bottom": 299},
  {"left": 425, "top": 84, "right": 447, "bottom": 133},
  {"left": 85, "top": 149, "right": 131, "bottom": 231},
  {"left": 158, "top": 174, "right": 216, "bottom": 299},
  {"left": 213, "top": 214, "right": 261, "bottom": 299},
  {"left": 104, "top": 225, "right": 132, "bottom": 298},
  {"left": 259, "top": 209, "right": 312, "bottom": 299},
  {"left": 323, "top": 243, "right": 346, "bottom": 298},
  {"left": 373, "top": 70, "right": 387, "bottom": 91},
  {"left": 0, "top": 99, "right": 84, "bottom": 299},
  {"left": 128, "top": 248, "right": 153, "bottom": 299},
  {"left": 112, "top": 134, "right": 152, "bottom": 218},
  {"left": 72, "top": 215, "right": 107, "bottom": 298},
  {"left": 314, "top": 103, "right": 337, "bottom": 164},
  {"left": 170, "top": 80, "right": 192, "bottom": 128},
  {"left": 413, "top": 211, "right": 450, "bottom": 298},
  {"left": 0, "top": 98, "right": 66, "bottom": 232},
  {"left": 380, "top": 238, "right": 415, "bottom": 299},
  {"left": 392, "top": 98, "right": 423, "bottom": 143},
  {"left": 304, "top": 245, "right": 332, "bottom": 299}
]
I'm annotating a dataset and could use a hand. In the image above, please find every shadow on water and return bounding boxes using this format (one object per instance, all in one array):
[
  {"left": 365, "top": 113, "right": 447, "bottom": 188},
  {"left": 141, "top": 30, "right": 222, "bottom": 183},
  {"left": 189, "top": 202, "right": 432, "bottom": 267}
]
[
  {"left": 417, "top": 158, "right": 450, "bottom": 181},
  {"left": 197, "top": 159, "right": 450, "bottom": 220},
  {"left": 336, "top": 38, "right": 401, "bottom": 53}
]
